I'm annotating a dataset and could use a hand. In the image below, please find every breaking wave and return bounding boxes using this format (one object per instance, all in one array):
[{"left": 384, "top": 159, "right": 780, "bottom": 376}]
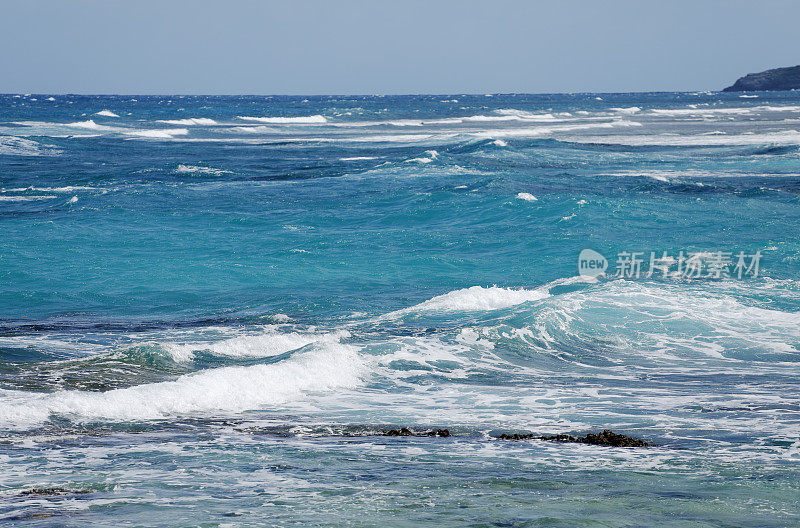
[
  {"left": 237, "top": 115, "right": 328, "bottom": 124},
  {"left": 0, "top": 340, "right": 365, "bottom": 428},
  {"left": 157, "top": 118, "right": 217, "bottom": 126}
]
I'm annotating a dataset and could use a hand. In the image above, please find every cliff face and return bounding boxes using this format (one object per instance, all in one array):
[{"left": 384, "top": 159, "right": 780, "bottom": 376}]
[{"left": 722, "top": 65, "right": 800, "bottom": 92}]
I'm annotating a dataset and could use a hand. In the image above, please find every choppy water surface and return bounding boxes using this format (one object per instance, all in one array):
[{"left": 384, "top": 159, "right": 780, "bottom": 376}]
[{"left": 1, "top": 92, "right": 799, "bottom": 526}]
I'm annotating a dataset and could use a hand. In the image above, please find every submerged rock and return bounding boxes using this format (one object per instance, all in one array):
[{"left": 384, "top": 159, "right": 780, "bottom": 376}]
[
  {"left": 722, "top": 65, "right": 800, "bottom": 92},
  {"left": 384, "top": 427, "right": 450, "bottom": 437},
  {"left": 19, "top": 487, "right": 91, "bottom": 496},
  {"left": 498, "top": 429, "right": 650, "bottom": 447}
]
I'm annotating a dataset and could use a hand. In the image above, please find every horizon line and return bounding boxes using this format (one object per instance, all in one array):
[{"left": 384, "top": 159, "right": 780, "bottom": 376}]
[{"left": 1, "top": 89, "right": 735, "bottom": 98}]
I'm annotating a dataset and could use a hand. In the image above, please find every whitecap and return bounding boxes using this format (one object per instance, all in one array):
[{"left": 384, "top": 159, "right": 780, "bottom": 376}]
[
  {"left": 405, "top": 149, "right": 439, "bottom": 163},
  {"left": 157, "top": 118, "right": 217, "bottom": 126},
  {"left": 231, "top": 125, "right": 279, "bottom": 134},
  {"left": 568, "top": 130, "right": 800, "bottom": 147},
  {"left": 126, "top": 128, "right": 189, "bottom": 138},
  {"left": 610, "top": 106, "right": 641, "bottom": 114},
  {"left": 237, "top": 115, "right": 327, "bottom": 124},
  {"left": 387, "top": 285, "right": 550, "bottom": 316},
  {"left": 66, "top": 119, "right": 115, "bottom": 131},
  {"left": 0, "top": 341, "right": 365, "bottom": 428},
  {"left": 0, "top": 195, "right": 58, "bottom": 202},
  {"left": 161, "top": 329, "right": 337, "bottom": 362},
  {"left": 175, "top": 164, "right": 232, "bottom": 175}
]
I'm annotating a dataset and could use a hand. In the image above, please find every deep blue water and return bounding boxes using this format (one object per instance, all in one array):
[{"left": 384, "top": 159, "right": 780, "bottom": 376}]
[{"left": 1, "top": 92, "right": 799, "bottom": 526}]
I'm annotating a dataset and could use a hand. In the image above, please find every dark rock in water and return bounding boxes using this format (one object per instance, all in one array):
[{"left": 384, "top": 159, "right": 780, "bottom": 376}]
[
  {"left": 19, "top": 487, "right": 91, "bottom": 496},
  {"left": 722, "top": 65, "right": 800, "bottom": 92},
  {"left": 498, "top": 429, "right": 650, "bottom": 447},
  {"left": 384, "top": 427, "right": 414, "bottom": 436},
  {"left": 498, "top": 433, "right": 537, "bottom": 440},
  {"left": 427, "top": 428, "right": 450, "bottom": 437},
  {"left": 384, "top": 427, "right": 450, "bottom": 437},
  {"left": 578, "top": 429, "right": 650, "bottom": 447}
]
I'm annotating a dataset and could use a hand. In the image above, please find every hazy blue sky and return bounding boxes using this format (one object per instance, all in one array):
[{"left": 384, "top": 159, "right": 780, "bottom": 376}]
[{"left": 2, "top": 0, "right": 798, "bottom": 94}]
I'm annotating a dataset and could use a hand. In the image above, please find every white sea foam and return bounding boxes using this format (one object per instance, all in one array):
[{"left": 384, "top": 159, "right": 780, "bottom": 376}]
[
  {"left": 473, "top": 120, "right": 641, "bottom": 139},
  {"left": 94, "top": 110, "right": 119, "bottom": 117},
  {"left": 388, "top": 286, "right": 550, "bottom": 316},
  {"left": 157, "top": 118, "right": 217, "bottom": 126},
  {"left": 126, "top": 128, "right": 189, "bottom": 138},
  {"left": 610, "top": 106, "right": 641, "bottom": 114},
  {"left": 568, "top": 130, "right": 800, "bottom": 146},
  {"left": 463, "top": 112, "right": 559, "bottom": 123},
  {"left": 0, "top": 341, "right": 365, "bottom": 427},
  {"left": 237, "top": 115, "right": 327, "bottom": 124},
  {"left": 174, "top": 164, "right": 232, "bottom": 175},
  {"left": 161, "top": 329, "right": 338, "bottom": 362},
  {"left": 348, "top": 134, "right": 436, "bottom": 143},
  {"left": 516, "top": 192, "right": 538, "bottom": 202},
  {"left": 0, "top": 136, "right": 60, "bottom": 156},
  {"left": 66, "top": 120, "right": 115, "bottom": 131},
  {"left": 339, "top": 156, "right": 378, "bottom": 161},
  {"left": 327, "top": 111, "right": 566, "bottom": 129},
  {"left": 406, "top": 150, "right": 439, "bottom": 163},
  {"left": 605, "top": 169, "right": 754, "bottom": 181},
  {"left": 650, "top": 105, "right": 800, "bottom": 117},
  {"left": 231, "top": 125, "right": 280, "bottom": 134},
  {"left": 0, "top": 195, "right": 57, "bottom": 202},
  {"left": 1, "top": 185, "right": 95, "bottom": 193}
]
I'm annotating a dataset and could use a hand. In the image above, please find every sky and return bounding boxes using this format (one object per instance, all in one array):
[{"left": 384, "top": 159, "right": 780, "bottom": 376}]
[{"left": 2, "top": 0, "right": 799, "bottom": 95}]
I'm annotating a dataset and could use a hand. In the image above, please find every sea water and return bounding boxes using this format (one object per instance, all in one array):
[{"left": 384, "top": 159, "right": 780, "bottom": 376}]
[{"left": 1, "top": 92, "right": 799, "bottom": 526}]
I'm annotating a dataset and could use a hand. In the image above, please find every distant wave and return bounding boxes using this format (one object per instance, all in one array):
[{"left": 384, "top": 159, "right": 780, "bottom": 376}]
[
  {"left": 126, "top": 128, "right": 189, "bottom": 138},
  {"left": 237, "top": 115, "right": 328, "bottom": 124},
  {"left": 230, "top": 125, "right": 280, "bottom": 134},
  {"left": 567, "top": 130, "right": 800, "bottom": 146},
  {"left": 1, "top": 185, "right": 96, "bottom": 192},
  {"left": 0, "top": 195, "right": 58, "bottom": 202},
  {"left": 610, "top": 106, "right": 641, "bottom": 114},
  {"left": 157, "top": 118, "right": 217, "bottom": 126},
  {"left": 650, "top": 104, "right": 800, "bottom": 117},
  {"left": 328, "top": 111, "right": 565, "bottom": 128},
  {"left": 472, "top": 119, "right": 642, "bottom": 139},
  {"left": 66, "top": 119, "right": 115, "bottom": 131},
  {"left": 94, "top": 110, "right": 119, "bottom": 118}
]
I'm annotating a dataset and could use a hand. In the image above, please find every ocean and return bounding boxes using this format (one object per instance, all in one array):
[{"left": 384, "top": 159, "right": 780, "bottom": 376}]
[{"left": 1, "top": 92, "right": 799, "bottom": 526}]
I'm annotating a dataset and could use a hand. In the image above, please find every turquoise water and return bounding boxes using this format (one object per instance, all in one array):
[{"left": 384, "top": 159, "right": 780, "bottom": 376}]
[{"left": 1, "top": 92, "right": 799, "bottom": 526}]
